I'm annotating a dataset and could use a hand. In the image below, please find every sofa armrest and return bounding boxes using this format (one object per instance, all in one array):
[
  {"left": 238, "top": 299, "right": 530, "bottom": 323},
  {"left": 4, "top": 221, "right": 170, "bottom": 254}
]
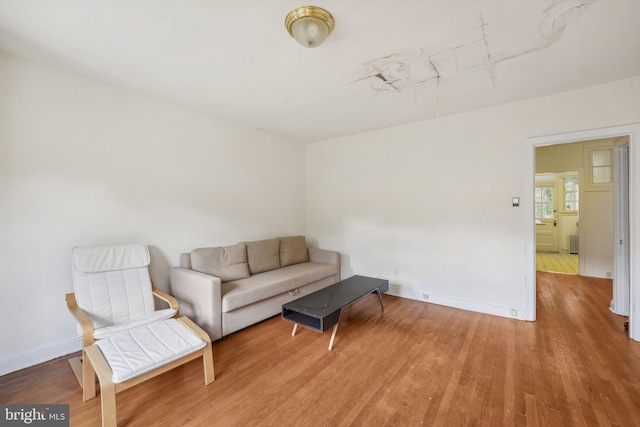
[
  {"left": 169, "top": 267, "right": 223, "bottom": 341},
  {"left": 308, "top": 248, "right": 341, "bottom": 280}
]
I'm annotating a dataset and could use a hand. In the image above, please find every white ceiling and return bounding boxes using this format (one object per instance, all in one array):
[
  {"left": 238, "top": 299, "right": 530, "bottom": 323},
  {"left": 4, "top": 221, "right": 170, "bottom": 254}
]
[{"left": 0, "top": 0, "right": 638, "bottom": 143}]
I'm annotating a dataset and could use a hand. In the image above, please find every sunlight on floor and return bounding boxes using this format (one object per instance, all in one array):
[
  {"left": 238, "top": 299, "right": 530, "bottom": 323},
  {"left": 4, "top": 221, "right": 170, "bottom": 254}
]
[{"left": 536, "top": 252, "right": 579, "bottom": 275}]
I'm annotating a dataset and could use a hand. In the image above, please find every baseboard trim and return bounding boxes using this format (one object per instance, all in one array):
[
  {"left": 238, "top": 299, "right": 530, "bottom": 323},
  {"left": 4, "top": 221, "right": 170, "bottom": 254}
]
[
  {"left": 581, "top": 269, "right": 612, "bottom": 279},
  {"left": 0, "top": 337, "right": 81, "bottom": 376},
  {"left": 387, "top": 284, "right": 526, "bottom": 321}
]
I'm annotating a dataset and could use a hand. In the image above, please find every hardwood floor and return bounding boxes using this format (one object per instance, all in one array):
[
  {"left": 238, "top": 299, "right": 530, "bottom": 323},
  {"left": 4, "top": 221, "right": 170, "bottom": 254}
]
[
  {"left": 536, "top": 251, "right": 579, "bottom": 275},
  {"left": 1, "top": 272, "right": 639, "bottom": 426}
]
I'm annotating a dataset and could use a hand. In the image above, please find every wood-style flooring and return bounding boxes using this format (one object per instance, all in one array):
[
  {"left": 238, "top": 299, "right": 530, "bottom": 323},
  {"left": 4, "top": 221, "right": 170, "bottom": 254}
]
[
  {"left": 536, "top": 251, "right": 579, "bottom": 275},
  {"left": 1, "top": 272, "right": 639, "bottom": 426}
]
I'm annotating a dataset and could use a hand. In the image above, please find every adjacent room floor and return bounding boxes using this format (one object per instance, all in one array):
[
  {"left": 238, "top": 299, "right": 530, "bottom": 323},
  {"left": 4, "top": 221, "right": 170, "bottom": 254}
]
[{"left": 536, "top": 251, "right": 579, "bottom": 275}]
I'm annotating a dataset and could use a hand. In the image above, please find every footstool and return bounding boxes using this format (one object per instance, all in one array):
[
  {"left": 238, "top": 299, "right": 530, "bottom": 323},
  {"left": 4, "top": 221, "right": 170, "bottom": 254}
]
[{"left": 82, "top": 316, "right": 214, "bottom": 427}]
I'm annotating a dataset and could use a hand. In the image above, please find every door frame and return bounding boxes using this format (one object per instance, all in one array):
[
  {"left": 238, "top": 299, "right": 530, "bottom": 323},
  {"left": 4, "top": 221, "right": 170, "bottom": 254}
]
[
  {"left": 524, "top": 124, "right": 640, "bottom": 342},
  {"left": 613, "top": 139, "right": 630, "bottom": 315}
]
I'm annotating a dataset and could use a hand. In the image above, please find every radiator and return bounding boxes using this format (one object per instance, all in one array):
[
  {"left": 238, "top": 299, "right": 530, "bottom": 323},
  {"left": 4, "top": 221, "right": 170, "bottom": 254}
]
[{"left": 570, "top": 234, "right": 579, "bottom": 254}]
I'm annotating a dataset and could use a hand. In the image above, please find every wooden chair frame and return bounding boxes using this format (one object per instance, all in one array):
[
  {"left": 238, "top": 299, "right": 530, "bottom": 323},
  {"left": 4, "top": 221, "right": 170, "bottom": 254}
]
[
  {"left": 65, "top": 283, "right": 179, "bottom": 393},
  {"left": 82, "top": 316, "right": 214, "bottom": 427}
]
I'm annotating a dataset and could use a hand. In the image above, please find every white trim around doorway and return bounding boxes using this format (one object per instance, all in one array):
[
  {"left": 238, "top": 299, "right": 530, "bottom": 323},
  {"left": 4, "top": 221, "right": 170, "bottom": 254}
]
[{"left": 524, "top": 124, "right": 640, "bottom": 342}]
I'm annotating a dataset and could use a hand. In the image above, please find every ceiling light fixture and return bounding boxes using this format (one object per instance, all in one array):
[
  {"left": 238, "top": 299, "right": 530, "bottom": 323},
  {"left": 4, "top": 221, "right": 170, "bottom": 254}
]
[{"left": 285, "top": 6, "right": 334, "bottom": 48}]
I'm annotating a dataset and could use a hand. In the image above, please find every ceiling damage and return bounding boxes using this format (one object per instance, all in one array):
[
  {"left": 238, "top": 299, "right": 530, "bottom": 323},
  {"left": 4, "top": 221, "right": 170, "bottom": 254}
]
[
  {"left": 0, "top": 0, "right": 637, "bottom": 143},
  {"left": 352, "top": 0, "right": 600, "bottom": 114}
]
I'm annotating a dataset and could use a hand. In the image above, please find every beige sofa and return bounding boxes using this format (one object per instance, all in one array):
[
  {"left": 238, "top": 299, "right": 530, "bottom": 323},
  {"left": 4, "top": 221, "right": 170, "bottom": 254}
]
[{"left": 169, "top": 236, "right": 340, "bottom": 341}]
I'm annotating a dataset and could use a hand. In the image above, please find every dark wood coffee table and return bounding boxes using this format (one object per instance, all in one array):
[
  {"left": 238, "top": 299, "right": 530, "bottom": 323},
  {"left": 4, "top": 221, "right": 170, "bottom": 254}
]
[{"left": 282, "top": 275, "right": 389, "bottom": 350}]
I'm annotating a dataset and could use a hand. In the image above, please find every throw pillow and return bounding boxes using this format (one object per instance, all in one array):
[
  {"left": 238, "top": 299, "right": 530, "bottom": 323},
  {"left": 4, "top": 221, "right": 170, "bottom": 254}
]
[
  {"left": 279, "top": 236, "right": 309, "bottom": 267},
  {"left": 190, "top": 243, "right": 250, "bottom": 282},
  {"left": 242, "top": 238, "right": 280, "bottom": 274}
]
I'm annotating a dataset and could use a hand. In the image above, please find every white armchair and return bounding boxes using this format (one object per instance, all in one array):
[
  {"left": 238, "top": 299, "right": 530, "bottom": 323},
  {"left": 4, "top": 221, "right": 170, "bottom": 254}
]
[{"left": 66, "top": 242, "right": 179, "bottom": 386}]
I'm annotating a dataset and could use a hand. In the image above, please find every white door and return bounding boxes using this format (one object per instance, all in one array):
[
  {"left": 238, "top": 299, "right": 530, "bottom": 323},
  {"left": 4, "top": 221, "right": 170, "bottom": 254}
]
[
  {"left": 536, "top": 184, "right": 559, "bottom": 252},
  {"left": 613, "top": 142, "right": 630, "bottom": 316}
]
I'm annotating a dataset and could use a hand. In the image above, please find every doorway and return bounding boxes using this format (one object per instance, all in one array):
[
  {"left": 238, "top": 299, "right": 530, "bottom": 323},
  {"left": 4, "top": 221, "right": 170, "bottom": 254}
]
[
  {"left": 524, "top": 124, "right": 640, "bottom": 342},
  {"left": 534, "top": 161, "right": 582, "bottom": 274}
]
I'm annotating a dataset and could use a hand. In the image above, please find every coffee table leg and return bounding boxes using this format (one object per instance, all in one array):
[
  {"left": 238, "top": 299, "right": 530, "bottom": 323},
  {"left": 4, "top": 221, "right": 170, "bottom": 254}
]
[
  {"left": 328, "top": 309, "right": 343, "bottom": 350},
  {"left": 292, "top": 323, "right": 298, "bottom": 336},
  {"left": 375, "top": 288, "right": 385, "bottom": 312},
  {"left": 328, "top": 323, "right": 339, "bottom": 351}
]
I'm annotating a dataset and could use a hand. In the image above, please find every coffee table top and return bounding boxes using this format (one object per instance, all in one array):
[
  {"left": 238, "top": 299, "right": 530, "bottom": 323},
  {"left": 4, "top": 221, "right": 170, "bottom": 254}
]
[{"left": 282, "top": 275, "right": 389, "bottom": 319}]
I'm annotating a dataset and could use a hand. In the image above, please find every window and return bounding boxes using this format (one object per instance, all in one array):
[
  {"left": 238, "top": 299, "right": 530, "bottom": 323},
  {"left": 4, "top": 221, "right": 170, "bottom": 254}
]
[
  {"left": 535, "top": 186, "right": 554, "bottom": 219},
  {"left": 592, "top": 148, "right": 612, "bottom": 184},
  {"left": 583, "top": 143, "right": 613, "bottom": 191},
  {"left": 564, "top": 177, "right": 579, "bottom": 211}
]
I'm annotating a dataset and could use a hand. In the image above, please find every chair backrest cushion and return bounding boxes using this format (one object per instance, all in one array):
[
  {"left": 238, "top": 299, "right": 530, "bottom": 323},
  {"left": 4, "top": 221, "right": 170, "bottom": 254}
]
[{"left": 72, "top": 243, "right": 156, "bottom": 329}]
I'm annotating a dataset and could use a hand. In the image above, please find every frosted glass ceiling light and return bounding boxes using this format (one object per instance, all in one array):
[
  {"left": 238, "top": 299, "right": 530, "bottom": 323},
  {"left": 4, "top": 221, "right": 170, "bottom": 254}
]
[{"left": 285, "top": 6, "right": 334, "bottom": 48}]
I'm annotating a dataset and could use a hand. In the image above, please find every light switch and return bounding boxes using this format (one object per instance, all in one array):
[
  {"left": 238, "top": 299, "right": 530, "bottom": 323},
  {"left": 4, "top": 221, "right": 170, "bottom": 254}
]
[{"left": 512, "top": 197, "right": 519, "bottom": 207}]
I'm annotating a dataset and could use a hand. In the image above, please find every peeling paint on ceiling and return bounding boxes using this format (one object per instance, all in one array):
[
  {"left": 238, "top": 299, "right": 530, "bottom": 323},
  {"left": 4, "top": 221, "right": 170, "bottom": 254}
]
[
  {"left": 0, "top": 0, "right": 636, "bottom": 143},
  {"left": 353, "top": 0, "right": 600, "bottom": 96}
]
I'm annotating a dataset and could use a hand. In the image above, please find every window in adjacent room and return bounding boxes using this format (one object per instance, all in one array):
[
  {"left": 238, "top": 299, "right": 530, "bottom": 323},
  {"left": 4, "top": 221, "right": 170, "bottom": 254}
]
[
  {"left": 535, "top": 186, "right": 554, "bottom": 219},
  {"left": 564, "top": 176, "right": 579, "bottom": 212},
  {"left": 591, "top": 148, "right": 612, "bottom": 184}
]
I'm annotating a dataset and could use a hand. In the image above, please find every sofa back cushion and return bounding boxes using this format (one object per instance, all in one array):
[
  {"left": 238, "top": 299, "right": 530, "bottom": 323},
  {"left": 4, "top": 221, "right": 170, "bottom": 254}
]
[
  {"left": 180, "top": 253, "right": 192, "bottom": 269},
  {"left": 243, "top": 238, "right": 280, "bottom": 274},
  {"left": 279, "top": 236, "right": 309, "bottom": 267},
  {"left": 190, "top": 243, "right": 250, "bottom": 282}
]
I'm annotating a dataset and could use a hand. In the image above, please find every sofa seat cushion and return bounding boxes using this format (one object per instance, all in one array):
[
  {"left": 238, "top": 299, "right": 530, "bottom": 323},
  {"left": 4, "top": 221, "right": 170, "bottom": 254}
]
[{"left": 221, "top": 262, "right": 337, "bottom": 313}]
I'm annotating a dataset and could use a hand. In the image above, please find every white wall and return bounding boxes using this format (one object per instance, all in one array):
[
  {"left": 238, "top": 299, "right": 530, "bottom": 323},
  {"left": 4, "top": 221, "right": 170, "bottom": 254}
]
[
  {"left": 306, "top": 77, "right": 640, "bottom": 319},
  {"left": 536, "top": 142, "right": 584, "bottom": 171},
  {"left": 0, "top": 52, "right": 306, "bottom": 374}
]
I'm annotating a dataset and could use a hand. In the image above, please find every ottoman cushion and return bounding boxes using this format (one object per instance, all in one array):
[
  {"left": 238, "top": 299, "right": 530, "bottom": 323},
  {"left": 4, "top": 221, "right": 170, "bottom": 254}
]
[{"left": 95, "top": 318, "right": 206, "bottom": 383}]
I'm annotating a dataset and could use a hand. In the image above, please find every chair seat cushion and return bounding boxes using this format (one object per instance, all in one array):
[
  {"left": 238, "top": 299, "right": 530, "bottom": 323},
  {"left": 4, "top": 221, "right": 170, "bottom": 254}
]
[
  {"left": 93, "top": 308, "right": 177, "bottom": 340},
  {"left": 95, "top": 318, "right": 206, "bottom": 384}
]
